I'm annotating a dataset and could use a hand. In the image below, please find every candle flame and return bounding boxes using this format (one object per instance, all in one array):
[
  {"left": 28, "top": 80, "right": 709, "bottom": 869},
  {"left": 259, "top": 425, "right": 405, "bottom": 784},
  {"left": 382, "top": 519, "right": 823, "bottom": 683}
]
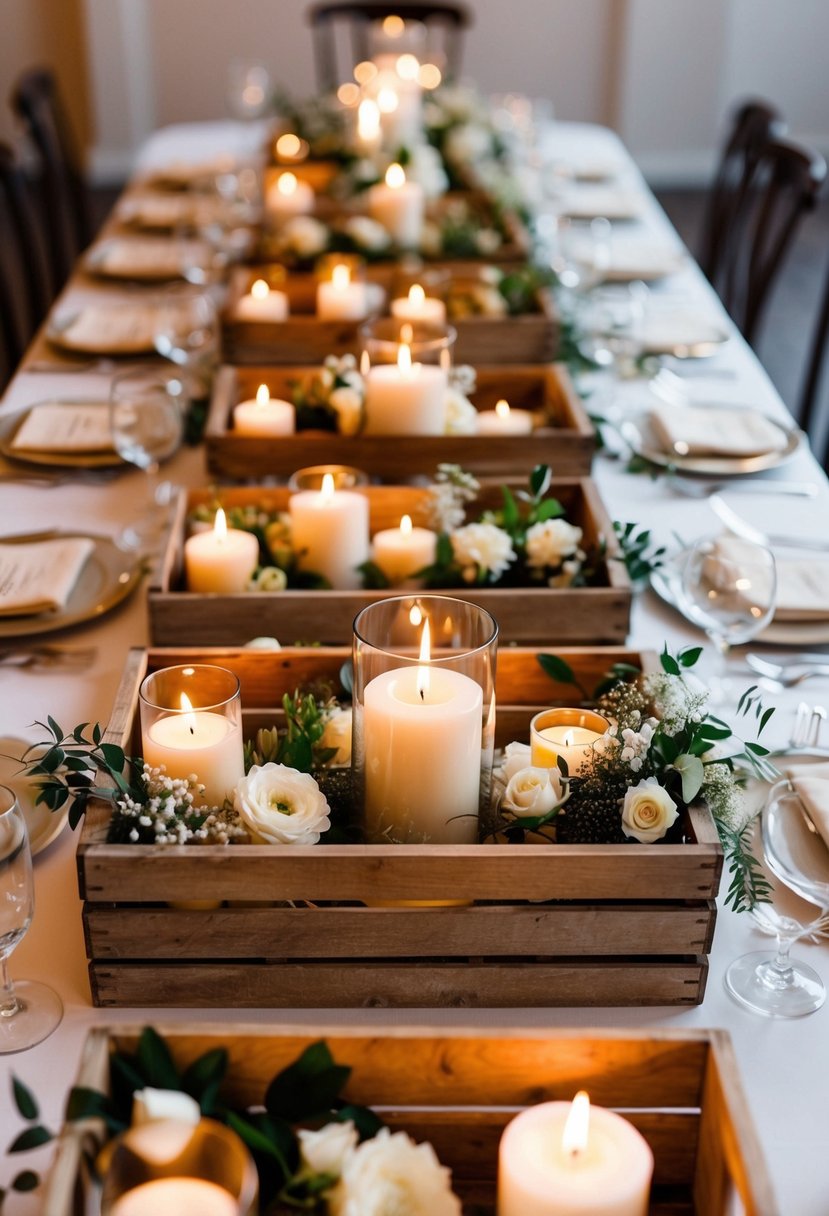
[
  {"left": 251, "top": 278, "right": 269, "bottom": 300},
  {"left": 277, "top": 171, "right": 298, "bottom": 196},
  {"left": 358, "top": 98, "right": 381, "bottom": 140},
  {"left": 383, "top": 13, "right": 404, "bottom": 36},
  {"left": 396, "top": 53, "right": 420, "bottom": 80},
  {"left": 377, "top": 88, "right": 400, "bottom": 114},
  {"left": 400, "top": 322, "right": 414, "bottom": 344},
  {"left": 321, "top": 472, "right": 336, "bottom": 502},
  {"left": 408, "top": 283, "right": 425, "bottom": 306},
  {"left": 495, "top": 399, "right": 511, "bottom": 420},
  {"left": 385, "top": 162, "right": 406, "bottom": 188},
  {"left": 360, "top": 348, "right": 371, "bottom": 376},
  {"left": 562, "top": 1091, "right": 590, "bottom": 1159},
  {"left": 400, "top": 514, "right": 412, "bottom": 535},
  {"left": 332, "top": 263, "right": 351, "bottom": 290},
  {"left": 397, "top": 341, "right": 413, "bottom": 377},
  {"left": 562, "top": 729, "right": 575, "bottom": 747},
  {"left": 409, "top": 605, "right": 422, "bottom": 627},
  {"left": 180, "top": 692, "right": 196, "bottom": 736},
  {"left": 214, "top": 507, "right": 228, "bottom": 543},
  {"left": 416, "top": 616, "right": 431, "bottom": 701},
  {"left": 276, "top": 133, "right": 302, "bottom": 159},
  {"left": 256, "top": 384, "right": 270, "bottom": 407}
]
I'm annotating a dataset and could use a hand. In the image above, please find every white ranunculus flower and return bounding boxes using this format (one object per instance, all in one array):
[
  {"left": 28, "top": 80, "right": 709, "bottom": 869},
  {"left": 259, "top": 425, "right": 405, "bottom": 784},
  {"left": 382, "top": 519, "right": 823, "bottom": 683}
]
[
  {"left": 343, "top": 215, "right": 391, "bottom": 251},
  {"left": 329, "top": 385, "right": 364, "bottom": 435},
  {"left": 502, "top": 766, "right": 565, "bottom": 818},
  {"left": 320, "top": 707, "right": 353, "bottom": 766},
  {"left": 450, "top": 522, "right": 516, "bottom": 581},
  {"left": 233, "top": 764, "right": 331, "bottom": 844},
  {"left": 525, "top": 519, "right": 584, "bottom": 570},
  {"left": 298, "top": 1120, "right": 358, "bottom": 1179},
  {"left": 621, "top": 778, "right": 679, "bottom": 843},
  {"left": 280, "top": 215, "right": 329, "bottom": 258},
  {"left": 498, "top": 740, "right": 532, "bottom": 782},
  {"left": 329, "top": 1128, "right": 461, "bottom": 1216},
  {"left": 444, "top": 387, "right": 478, "bottom": 435}
]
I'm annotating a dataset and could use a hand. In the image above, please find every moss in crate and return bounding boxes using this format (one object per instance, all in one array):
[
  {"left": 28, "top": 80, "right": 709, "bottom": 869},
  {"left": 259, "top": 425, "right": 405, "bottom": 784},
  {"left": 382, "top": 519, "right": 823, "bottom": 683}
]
[{"left": 314, "top": 766, "right": 360, "bottom": 841}]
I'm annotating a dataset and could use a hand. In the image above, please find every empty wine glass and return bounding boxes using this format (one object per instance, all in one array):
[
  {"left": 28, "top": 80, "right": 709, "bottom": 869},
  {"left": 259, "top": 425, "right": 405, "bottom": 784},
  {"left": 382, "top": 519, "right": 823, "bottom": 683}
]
[
  {"left": 153, "top": 286, "right": 219, "bottom": 397},
  {"left": 725, "top": 779, "right": 829, "bottom": 1016},
  {"left": 226, "top": 59, "right": 272, "bottom": 121},
  {"left": 0, "top": 785, "right": 63, "bottom": 1052},
  {"left": 110, "top": 368, "right": 185, "bottom": 548}
]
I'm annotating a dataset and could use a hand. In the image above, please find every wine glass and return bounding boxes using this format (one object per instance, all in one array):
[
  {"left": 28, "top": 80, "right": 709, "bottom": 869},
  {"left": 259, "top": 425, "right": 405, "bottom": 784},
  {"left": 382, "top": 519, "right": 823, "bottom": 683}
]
[
  {"left": 725, "top": 779, "right": 829, "bottom": 1016},
  {"left": 110, "top": 368, "right": 185, "bottom": 548},
  {"left": 0, "top": 784, "right": 63, "bottom": 1053},
  {"left": 226, "top": 59, "right": 272, "bottom": 121},
  {"left": 153, "top": 286, "right": 219, "bottom": 397}
]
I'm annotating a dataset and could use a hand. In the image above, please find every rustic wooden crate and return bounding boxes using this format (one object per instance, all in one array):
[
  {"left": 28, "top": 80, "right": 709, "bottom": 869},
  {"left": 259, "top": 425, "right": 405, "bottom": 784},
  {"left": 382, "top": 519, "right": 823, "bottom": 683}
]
[
  {"left": 76, "top": 644, "right": 723, "bottom": 1010},
  {"left": 206, "top": 362, "right": 594, "bottom": 480},
  {"left": 43, "top": 1025, "right": 777, "bottom": 1216},
  {"left": 148, "top": 479, "right": 631, "bottom": 646}
]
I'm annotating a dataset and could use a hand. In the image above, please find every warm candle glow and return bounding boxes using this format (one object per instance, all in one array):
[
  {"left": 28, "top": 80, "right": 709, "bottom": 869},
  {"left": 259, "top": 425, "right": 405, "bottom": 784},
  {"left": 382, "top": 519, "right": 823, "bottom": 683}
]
[
  {"left": 255, "top": 384, "right": 270, "bottom": 408},
  {"left": 396, "top": 53, "right": 420, "bottom": 80},
  {"left": 337, "top": 82, "right": 360, "bottom": 107},
  {"left": 180, "top": 692, "right": 196, "bottom": 736},
  {"left": 562, "top": 1091, "right": 591, "bottom": 1159},
  {"left": 409, "top": 604, "right": 422, "bottom": 627},
  {"left": 378, "top": 88, "right": 400, "bottom": 114},
  {"left": 332, "top": 263, "right": 351, "bottom": 290},
  {"left": 495, "top": 399, "right": 511, "bottom": 420},
  {"left": 408, "top": 283, "right": 425, "bottom": 306},
  {"left": 358, "top": 97, "right": 381, "bottom": 139},
  {"left": 400, "top": 513, "right": 413, "bottom": 535},
  {"left": 398, "top": 341, "right": 413, "bottom": 377},
  {"left": 251, "top": 278, "right": 269, "bottom": 300},
  {"left": 277, "top": 172, "right": 298, "bottom": 196},
  {"left": 214, "top": 508, "right": 227, "bottom": 543},
  {"left": 383, "top": 13, "right": 405, "bottom": 36},
  {"left": 276, "top": 133, "right": 302, "bottom": 159},
  {"left": 320, "top": 472, "right": 336, "bottom": 503},
  {"left": 418, "top": 63, "right": 442, "bottom": 88},
  {"left": 354, "top": 60, "right": 377, "bottom": 85},
  {"left": 400, "top": 322, "right": 414, "bottom": 343},
  {"left": 416, "top": 617, "right": 431, "bottom": 700},
  {"left": 386, "top": 162, "right": 406, "bottom": 188}
]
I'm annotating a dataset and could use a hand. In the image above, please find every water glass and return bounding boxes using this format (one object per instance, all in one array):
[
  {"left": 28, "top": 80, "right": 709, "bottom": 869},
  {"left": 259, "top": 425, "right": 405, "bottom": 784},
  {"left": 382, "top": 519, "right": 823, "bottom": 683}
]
[{"left": 110, "top": 368, "right": 185, "bottom": 547}]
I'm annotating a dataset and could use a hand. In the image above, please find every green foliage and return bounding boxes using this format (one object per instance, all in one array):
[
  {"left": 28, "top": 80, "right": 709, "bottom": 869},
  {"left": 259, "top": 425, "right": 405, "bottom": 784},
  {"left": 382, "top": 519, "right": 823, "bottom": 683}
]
[
  {"left": 536, "top": 652, "right": 641, "bottom": 702},
  {"left": 12, "top": 1078, "right": 38, "bottom": 1122},
  {"left": 358, "top": 560, "right": 391, "bottom": 590},
  {"left": 719, "top": 821, "right": 774, "bottom": 913},
  {"left": 613, "top": 521, "right": 667, "bottom": 585},
  {"left": 243, "top": 690, "right": 338, "bottom": 774}
]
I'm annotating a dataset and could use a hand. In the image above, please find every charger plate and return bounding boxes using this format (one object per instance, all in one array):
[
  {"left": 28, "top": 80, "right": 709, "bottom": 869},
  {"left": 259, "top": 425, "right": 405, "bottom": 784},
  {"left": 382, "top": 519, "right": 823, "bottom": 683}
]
[
  {"left": 622, "top": 408, "right": 801, "bottom": 476},
  {"left": 0, "top": 402, "right": 123, "bottom": 469},
  {"left": 0, "top": 736, "right": 70, "bottom": 855}
]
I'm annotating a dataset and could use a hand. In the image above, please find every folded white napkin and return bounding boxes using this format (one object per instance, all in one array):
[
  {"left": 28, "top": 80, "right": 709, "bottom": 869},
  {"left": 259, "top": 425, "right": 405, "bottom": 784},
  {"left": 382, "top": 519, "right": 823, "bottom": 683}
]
[
  {"left": 12, "top": 403, "right": 114, "bottom": 453},
  {"left": 639, "top": 312, "right": 727, "bottom": 354},
  {"left": 57, "top": 304, "right": 157, "bottom": 353},
  {"left": 0, "top": 538, "right": 95, "bottom": 616},
  {"left": 650, "top": 404, "right": 788, "bottom": 458},
  {"left": 785, "top": 761, "right": 829, "bottom": 853},
  {"left": 96, "top": 238, "right": 195, "bottom": 277},
  {"left": 561, "top": 187, "right": 643, "bottom": 220},
  {"left": 774, "top": 558, "right": 829, "bottom": 621}
]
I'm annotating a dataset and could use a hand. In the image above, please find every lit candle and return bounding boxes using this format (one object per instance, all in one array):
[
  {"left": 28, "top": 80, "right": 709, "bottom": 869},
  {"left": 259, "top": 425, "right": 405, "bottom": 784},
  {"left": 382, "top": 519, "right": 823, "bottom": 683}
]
[
  {"left": 184, "top": 507, "right": 260, "bottom": 593},
  {"left": 275, "top": 132, "right": 309, "bottom": 163},
  {"left": 497, "top": 1091, "right": 653, "bottom": 1216},
  {"left": 265, "top": 170, "right": 314, "bottom": 224},
  {"left": 363, "top": 618, "right": 482, "bottom": 842},
  {"left": 233, "top": 383, "right": 296, "bottom": 437},
  {"left": 235, "top": 277, "right": 289, "bottom": 322},
  {"left": 364, "top": 339, "right": 447, "bottom": 434},
  {"left": 289, "top": 472, "right": 370, "bottom": 589},
  {"left": 356, "top": 97, "right": 382, "bottom": 154},
  {"left": 530, "top": 709, "right": 610, "bottom": 777},
  {"left": 476, "top": 398, "right": 534, "bottom": 436},
  {"left": 370, "top": 513, "right": 437, "bottom": 585},
  {"left": 368, "top": 163, "right": 424, "bottom": 248},
  {"left": 110, "top": 1178, "right": 238, "bottom": 1216},
  {"left": 316, "top": 262, "right": 370, "bottom": 321},
  {"left": 390, "top": 283, "right": 447, "bottom": 325},
  {"left": 142, "top": 691, "right": 245, "bottom": 807}
]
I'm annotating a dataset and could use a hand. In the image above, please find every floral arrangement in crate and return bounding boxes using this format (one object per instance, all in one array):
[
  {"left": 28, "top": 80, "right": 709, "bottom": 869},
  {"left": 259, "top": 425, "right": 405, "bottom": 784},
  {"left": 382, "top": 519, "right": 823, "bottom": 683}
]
[
  {"left": 444, "top": 264, "right": 554, "bottom": 320},
  {"left": 423, "top": 84, "right": 507, "bottom": 189}
]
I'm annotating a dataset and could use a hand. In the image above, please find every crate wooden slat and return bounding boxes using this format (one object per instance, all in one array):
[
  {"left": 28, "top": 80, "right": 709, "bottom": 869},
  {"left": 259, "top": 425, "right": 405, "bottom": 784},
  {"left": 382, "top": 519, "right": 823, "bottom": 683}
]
[
  {"left": 206, "top": 363, "right": 594, "bottom": 480},
  {"left": 42, "top": 1025, "right": 778, "bottom": 1216},
  {"left": 148, "top": 478, "right": 631, "bottom": 646},
  {"left": 76, "top": 644, "right": 724, "bottom": 1009}
]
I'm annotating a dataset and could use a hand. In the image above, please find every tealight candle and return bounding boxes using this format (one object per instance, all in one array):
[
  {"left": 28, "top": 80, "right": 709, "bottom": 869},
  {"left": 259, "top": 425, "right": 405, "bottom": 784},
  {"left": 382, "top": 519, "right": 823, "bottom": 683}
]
[
  {"left": 110, "top": 1178, "right": 238, "bottom": 1216},
  {"left": 364, "top": 340, "right": 447, "bottom": 434},
  {"left": 368, "top": 163, "right": 424, "bottom": 248},
  {"left": 289, "top": 472, "right": 370, "bottom": 589},
  {"left": 476, "top": 398, "right": 534, "bottom": 436},
  {"left": 266, "top": 170, "right": 314, "bottom": 223},
  {"left": 233, "top": 383, "right": 296, "bottom": 437},
  {"left": 370, "top": 514, "right": 437, "bottom": 585},
  {"left": 497, "top": 1091, "right": 653, "bottom": 1216},
  {"left": 316, "top": 263, "right": 370, "bottom": 321},
  {"left": 235, "top": 277, "right": 289, "bottom": 322},
  {"left": 141, "top": 689, "right": 245, "bottom": 807},
  {"left": 530, "top": 708, "right": 610, "bottom": 777},
  {"left": 390, "top": 283, "right": 447, "bottom": 325},
  {"left": 184, "top": 508, "right": 259, "bottom": 593}
]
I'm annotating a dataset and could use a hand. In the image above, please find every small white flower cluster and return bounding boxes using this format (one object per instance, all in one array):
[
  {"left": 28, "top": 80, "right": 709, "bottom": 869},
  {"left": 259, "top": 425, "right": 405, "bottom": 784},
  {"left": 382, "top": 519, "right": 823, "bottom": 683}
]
[
  {"left": 426, "top": 464, "right": 480, "bottom": 532},
  {"left": 644, "top": 670, "right": 708, "bottom": 737},
  {"left": 115, "top": 764, "right": 246, "bottom": 845},
  {"left": 617, "top": 715, "right": 658, "bottom": 773}
]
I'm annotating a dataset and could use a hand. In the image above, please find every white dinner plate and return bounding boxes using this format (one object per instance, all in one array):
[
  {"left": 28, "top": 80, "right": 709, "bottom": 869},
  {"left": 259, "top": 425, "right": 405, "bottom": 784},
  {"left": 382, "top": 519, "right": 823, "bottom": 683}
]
[
  {"left": 560, "top": 188, "right": 644, "bottom": 221},
  {"left": 0, "top": 402, "right": 124, "bottom": 469},
  {"left": 622, "top": 408, "right": 801, "bottom": 476},
  {"left": 47, "top": 302, "right": 159, "bottom": 355},
  {"left": 0, "top": 737, "right": 70, "bottom": 856},
  {"left": 84, "top": 236, "right": 205, "bottom": 282}
]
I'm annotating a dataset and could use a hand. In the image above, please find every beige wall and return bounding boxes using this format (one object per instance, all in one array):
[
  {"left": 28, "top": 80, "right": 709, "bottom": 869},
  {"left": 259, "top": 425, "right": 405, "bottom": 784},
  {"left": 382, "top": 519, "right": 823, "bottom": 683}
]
[{"left": 0, "top": 0, "right": 90, "bottom": 151}]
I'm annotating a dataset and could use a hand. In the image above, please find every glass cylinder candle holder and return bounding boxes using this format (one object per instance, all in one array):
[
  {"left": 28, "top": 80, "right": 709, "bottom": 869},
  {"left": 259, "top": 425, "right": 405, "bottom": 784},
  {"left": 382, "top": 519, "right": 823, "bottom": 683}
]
[
  {"left": 287, "top": 463, "right": 370, "bottom": 491},
  {"left": 359, "top": 317, "right": 457, "bottom": 436},
  {"left": 360, "top": 315, "right": 456, "bottom": 368},
  {"left": 353, "top": 595, "right": 498, "bottom": 844},
  {"left": 139, "top": 665, "right": 244, "bottom": 807},
  {"left": 530, "top": 708, "right": 611, "bottom": 778}
]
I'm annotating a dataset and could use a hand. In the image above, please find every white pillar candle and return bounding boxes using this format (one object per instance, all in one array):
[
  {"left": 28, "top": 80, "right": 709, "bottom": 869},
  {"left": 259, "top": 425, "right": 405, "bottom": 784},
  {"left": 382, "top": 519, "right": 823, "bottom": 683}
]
[
  {"left": 530, "top": 710, "right": 610, "bottom": 777},
  {"left": 289, "top": 472, "right": 370, "bottom": 589},
  {"left": 476, "top": 398, "right": 534, "bottom": 436},
  {"left": 266, "top": 171, "right": 315, "bottom": 224},
  {"left": 142, "top": 692, "right": 245, "bottom": 807},
  {"left": 364, "top": 341, "right": 447, "bottom": 435},
  {"left": 497, "top": 1092, "right": 653, "bottom": 1216},
  {"left": 234, "top": 383, "right": 296, "bottom": 437},
  {"left": 316, "top": 263, "right": 370, "bottom": 321},
  {"left": 110, "top": 1178, "right": 238, "bottom": 1216},
  {"left": 368, "top": 163, "right": 424, "bottom": 248},
  {"left": 370, "top": 513, "right": 437, "bottom": 584},
  {"left": 390, "top": 283, "right": 447, "bottom": 325},
  {"left": 364, "top": 619, "right": 482, "bottom": 843},
  {"left": 184, "top": 508, "right": 259, "bottom": 593},
  {"left": 235, "top": 277, "right": 289, "bottom": 322}
]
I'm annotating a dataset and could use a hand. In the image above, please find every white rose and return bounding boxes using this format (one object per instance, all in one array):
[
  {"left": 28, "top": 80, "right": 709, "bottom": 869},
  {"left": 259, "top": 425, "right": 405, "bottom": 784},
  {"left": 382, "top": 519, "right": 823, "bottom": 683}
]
[
  {"left": 233, "top": 764, "right": 331, "bottom": 844},
  {"left": 330, "top": 1128, "right": 461, "bottom": 1216},
  {"left": 621, "top": 778, "right": 679, "bottom": 843},
  {"left": 280, "top": 215, "right": 329, "bottom": 258},
  {"left": 445, "top": 122, "right": 492, "bottom": 165},
  {"left": 320, "top": 707, "right": 353, "bottom": 766},
  {"left": 444, "top": 387, "right": 478, "bottom": 435},
  {"left": 525, "top": 519, "right": 584, "bottom": 570},
  {"left": 329, "top": 385, "right": 364, "bottom": 436},
  {"left": 132, "top": 1087, "right": 200, "bottom": 1127},
  {"left": 249, "top": 566, "right": 287, "bottom": 592},
  {"left": 407, "top": 145, "right": 449, "bottom": 198},
  {"left": 502, "top": 766, "right": 564, "bottom": 818},
  {"left": 343, "top": 215, "right": 391, "bottom": 251},
  {"left": 450, "top": 522, "right": 516, "bottom": 581},
  {"left": 298, "top": 1120, "right": 358, "bottom": 1179},
  {"left": 497, "top": 741, "right": 532, "bottom": 782}
]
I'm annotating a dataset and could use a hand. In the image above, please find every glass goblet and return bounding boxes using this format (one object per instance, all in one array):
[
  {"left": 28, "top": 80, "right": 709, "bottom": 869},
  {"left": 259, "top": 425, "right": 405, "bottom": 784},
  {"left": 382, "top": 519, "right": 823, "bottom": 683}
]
[
  {"left": 110, "top": 368, "right": 185, "bottom": 548},
  {"left": 152, "top": 286, "right": 219, "bottom": 398},
  {"left": 0, "top": 784, "right": 63, "bottom": 1053}
]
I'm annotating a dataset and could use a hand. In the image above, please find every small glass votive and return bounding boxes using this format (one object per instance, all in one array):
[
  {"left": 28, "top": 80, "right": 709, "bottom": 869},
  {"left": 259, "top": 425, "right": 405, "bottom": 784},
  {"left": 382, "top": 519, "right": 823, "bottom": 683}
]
[
  {"left": 530, "top": 708, "right": 610, "bottom": 777},
  {"left": 139, "top": 664, "right": 244, "bottom": 807},
  {"left": 359, "top": 316, "right": 456, "bottom": 368},
  {"left": 287, "top": 464, "right": 370, "bottom": 491},
  {"left": 353, "top": 595, "right": 498, "bottom": 844},
  {"left": 358, "top": 317, "right": 457, "bottom": 436}
]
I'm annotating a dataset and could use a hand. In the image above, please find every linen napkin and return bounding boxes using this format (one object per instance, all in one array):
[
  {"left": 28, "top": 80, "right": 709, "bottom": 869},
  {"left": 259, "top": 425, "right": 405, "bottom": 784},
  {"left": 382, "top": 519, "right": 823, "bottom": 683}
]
[
  {"left": 707, "top": 539, "right": 829, "bottom": 621},
  {"left": 560, "top": 187, "right": 643, "bottom": 220},
  {"left": 95, "top": 238, "right": 196, "bottom": 278},
  {"left": 57, "top": 303, "right": 157, "bottom": 353},
  {"left": 784, "top": 761, "right": 829, "bottom": 853},
  {"left": 650, "top": 404, "right": 789, "bottom": 458},
  {"left": 12, "top": 403, "right": 114, "bottom": 454},
  {"left": 0, "top": 538, "right": 95, "bottom": 616}
]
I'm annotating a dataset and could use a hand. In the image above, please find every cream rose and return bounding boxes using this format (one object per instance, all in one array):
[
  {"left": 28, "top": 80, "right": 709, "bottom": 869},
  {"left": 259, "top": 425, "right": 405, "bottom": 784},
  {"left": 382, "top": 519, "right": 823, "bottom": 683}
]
[
  {"left": 132, "top": 1087, "right": 200, "bottom": 1127},
  {"left": 342, "top": 215, "right": 391, "bottom": 252},
  {"left": 498, "top": 740, "right": 532, "bottom": 783},
  {"left": 330, "top": 1128, "right": 461, "bottom": 1216},
  {"left": 450, "top": 522, "right": 516, "bottom": 581},
  {"left": 233, "top": 764, "right": 330, "bottom": 844},
  {"left": 320, "top": 707, "right": 353, "bottom": 766},
  {"left": 525, "top": 518, "right": 583, "bottom": 570},
  {"left": 298, "top": 1120, "right": 358, "bottom": 1179},
  {"left": 444, "top": 386, "right": 478, "bottom": 435},
  {"left": 502, "top": 766, "right": 565, "bottom": 818},
  {"left": 279, "top": 215, "right": 329, "bottom": 258},
  {"left": 329, "top": 385, "right": 364, "bottom": 436},
  {"left": 621, "top": 778, "right": 679, "bottom": 843}
]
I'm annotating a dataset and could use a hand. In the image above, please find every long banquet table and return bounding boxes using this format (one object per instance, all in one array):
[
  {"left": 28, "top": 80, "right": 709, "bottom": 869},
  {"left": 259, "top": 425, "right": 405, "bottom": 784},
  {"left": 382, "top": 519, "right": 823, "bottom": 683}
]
[{"left": 1, "top": 119, "right": 828, "bottom": 1214}]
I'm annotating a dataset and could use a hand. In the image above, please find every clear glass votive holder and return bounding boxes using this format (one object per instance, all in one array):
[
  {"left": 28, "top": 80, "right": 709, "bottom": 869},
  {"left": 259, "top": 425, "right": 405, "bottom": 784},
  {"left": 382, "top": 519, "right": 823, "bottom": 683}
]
[
  {"left": 353, "top": 595, "right": 498, "bottom": 844},
  {"left": 287, "top": 463, "right": 370, "bottom": 491},
  {"left": 530, "top": 707, "right": 611, "bottom": 778},
  {"left": 359, "top": 316, "right": 457, "bottom": 369},
  {"left": 139, "top": 664, "right": 244, "bottom": 808}
]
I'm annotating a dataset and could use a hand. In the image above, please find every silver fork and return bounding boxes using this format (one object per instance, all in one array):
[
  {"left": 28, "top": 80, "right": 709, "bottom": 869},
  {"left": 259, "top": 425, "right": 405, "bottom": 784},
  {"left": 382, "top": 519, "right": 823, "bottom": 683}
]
[
  {"left": 747, "top": 654, "right": 829, "bottom": 687},
  {"left": 770, "top": 702, "right": 829, "bottom": 758}
]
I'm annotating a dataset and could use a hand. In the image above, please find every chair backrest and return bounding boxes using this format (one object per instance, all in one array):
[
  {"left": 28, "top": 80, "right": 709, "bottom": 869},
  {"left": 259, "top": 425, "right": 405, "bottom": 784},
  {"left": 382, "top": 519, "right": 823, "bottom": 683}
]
[
  {"left": 797, "top": 251, "right": 829, "bottom": 444},
  {"left": 308, "top": 2, "right": 470, "bottom": 92},
  {"left": 11, "top": 67, "right": 91, "bottom": 293},
  {"left": 699, "top": 99, "right": 784, "bottom": 287}
]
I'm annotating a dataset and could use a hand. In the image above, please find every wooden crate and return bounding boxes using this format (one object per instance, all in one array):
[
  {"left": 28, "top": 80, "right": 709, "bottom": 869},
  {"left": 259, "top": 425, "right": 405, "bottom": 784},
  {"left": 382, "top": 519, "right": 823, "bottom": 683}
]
[
  {"left": 76, "top": 644, "right": 723, "bottom": 1010},
  {"left": 148, "top": 479, "right": 631, "bottom": 646},
  {"left": 43, "top": 1025, "right": 777, "bottom": 1216},
  {"left": 206, "top": 362, "right": 594, "bottom": 480}
]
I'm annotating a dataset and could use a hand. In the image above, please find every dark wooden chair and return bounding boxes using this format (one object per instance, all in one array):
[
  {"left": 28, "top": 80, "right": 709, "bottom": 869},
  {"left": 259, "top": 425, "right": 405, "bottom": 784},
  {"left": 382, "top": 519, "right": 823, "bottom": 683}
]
[
  {"left": 11, "top": 67, "right": 91, "bottom": 293},
  {"left": 0, "top": 142, "right": 54, "bottom": 387},
  {"left": 308, "top": 2, "right": 470, "bottom": 92},
  {"left": 797, "top": 253, "right": 829, "bottom": 463}
]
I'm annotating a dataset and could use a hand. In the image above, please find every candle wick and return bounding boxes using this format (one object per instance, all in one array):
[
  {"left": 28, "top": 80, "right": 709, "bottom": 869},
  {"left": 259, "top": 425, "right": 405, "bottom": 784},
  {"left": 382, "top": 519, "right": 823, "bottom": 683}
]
[
  {"left": 419, "top": 688, "right": 424, "bottom": 702},
  {"left": 189, "top": 724, "right": 194, "bottom": 735}
]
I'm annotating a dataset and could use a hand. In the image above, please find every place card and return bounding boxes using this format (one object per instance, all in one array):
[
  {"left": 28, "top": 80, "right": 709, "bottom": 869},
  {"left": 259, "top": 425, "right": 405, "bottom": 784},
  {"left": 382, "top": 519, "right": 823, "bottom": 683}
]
[
  {"left": 12, "top": 403, "right": 114, "bottom": 453},
  {"left": 0, "top": 537, "right": 94, "bottom": 616}
]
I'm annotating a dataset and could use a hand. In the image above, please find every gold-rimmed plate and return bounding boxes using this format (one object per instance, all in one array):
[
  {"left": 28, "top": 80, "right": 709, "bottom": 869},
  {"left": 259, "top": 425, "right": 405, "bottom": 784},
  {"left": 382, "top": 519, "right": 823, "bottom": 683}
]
[
  {"left": 0, "top": 402, "right": 124, "bottom": 469},
  {"left": 622, "top": 409, "right": 801, "bottom": 476},
  {"left": 0, "top": 530, "right": 143, "bottom": 638},
  {"left": 0, "top": 737, "right": 70, "bottom": 856},
  {"left": 46, "top": 303, "right": 159, "bottom": 355}
]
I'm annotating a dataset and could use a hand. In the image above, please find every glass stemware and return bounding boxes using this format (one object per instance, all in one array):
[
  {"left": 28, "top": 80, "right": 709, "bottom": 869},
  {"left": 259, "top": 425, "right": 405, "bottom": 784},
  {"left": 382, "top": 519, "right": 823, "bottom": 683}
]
[
  {"left": 110, "top": 368, "right": 185, "bottom": 548},
  {"left": 153, "top": 286, "right": 219, "bottom": 397},
  {"left": 725, "top": 779, "right": 829, "bottom": 1017},
  {"left": 0, "top": 784, "right": 63, "bottom": 1053}
]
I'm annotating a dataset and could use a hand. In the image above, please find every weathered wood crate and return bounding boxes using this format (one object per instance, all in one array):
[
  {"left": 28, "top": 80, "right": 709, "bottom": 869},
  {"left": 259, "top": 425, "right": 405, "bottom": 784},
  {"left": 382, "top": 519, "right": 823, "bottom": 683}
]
[
  {"left": 43, "top": 1025, "right": 777, "bottom": 1216},
  {"left": 206, "top": 362, "right": 594, "bottom": 480},
  {"left": 149, "top": 478, "right": 631, "bottom": 646},
  {"left": 76, "top": 644, "right": 723, "bottom": 1010}
]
